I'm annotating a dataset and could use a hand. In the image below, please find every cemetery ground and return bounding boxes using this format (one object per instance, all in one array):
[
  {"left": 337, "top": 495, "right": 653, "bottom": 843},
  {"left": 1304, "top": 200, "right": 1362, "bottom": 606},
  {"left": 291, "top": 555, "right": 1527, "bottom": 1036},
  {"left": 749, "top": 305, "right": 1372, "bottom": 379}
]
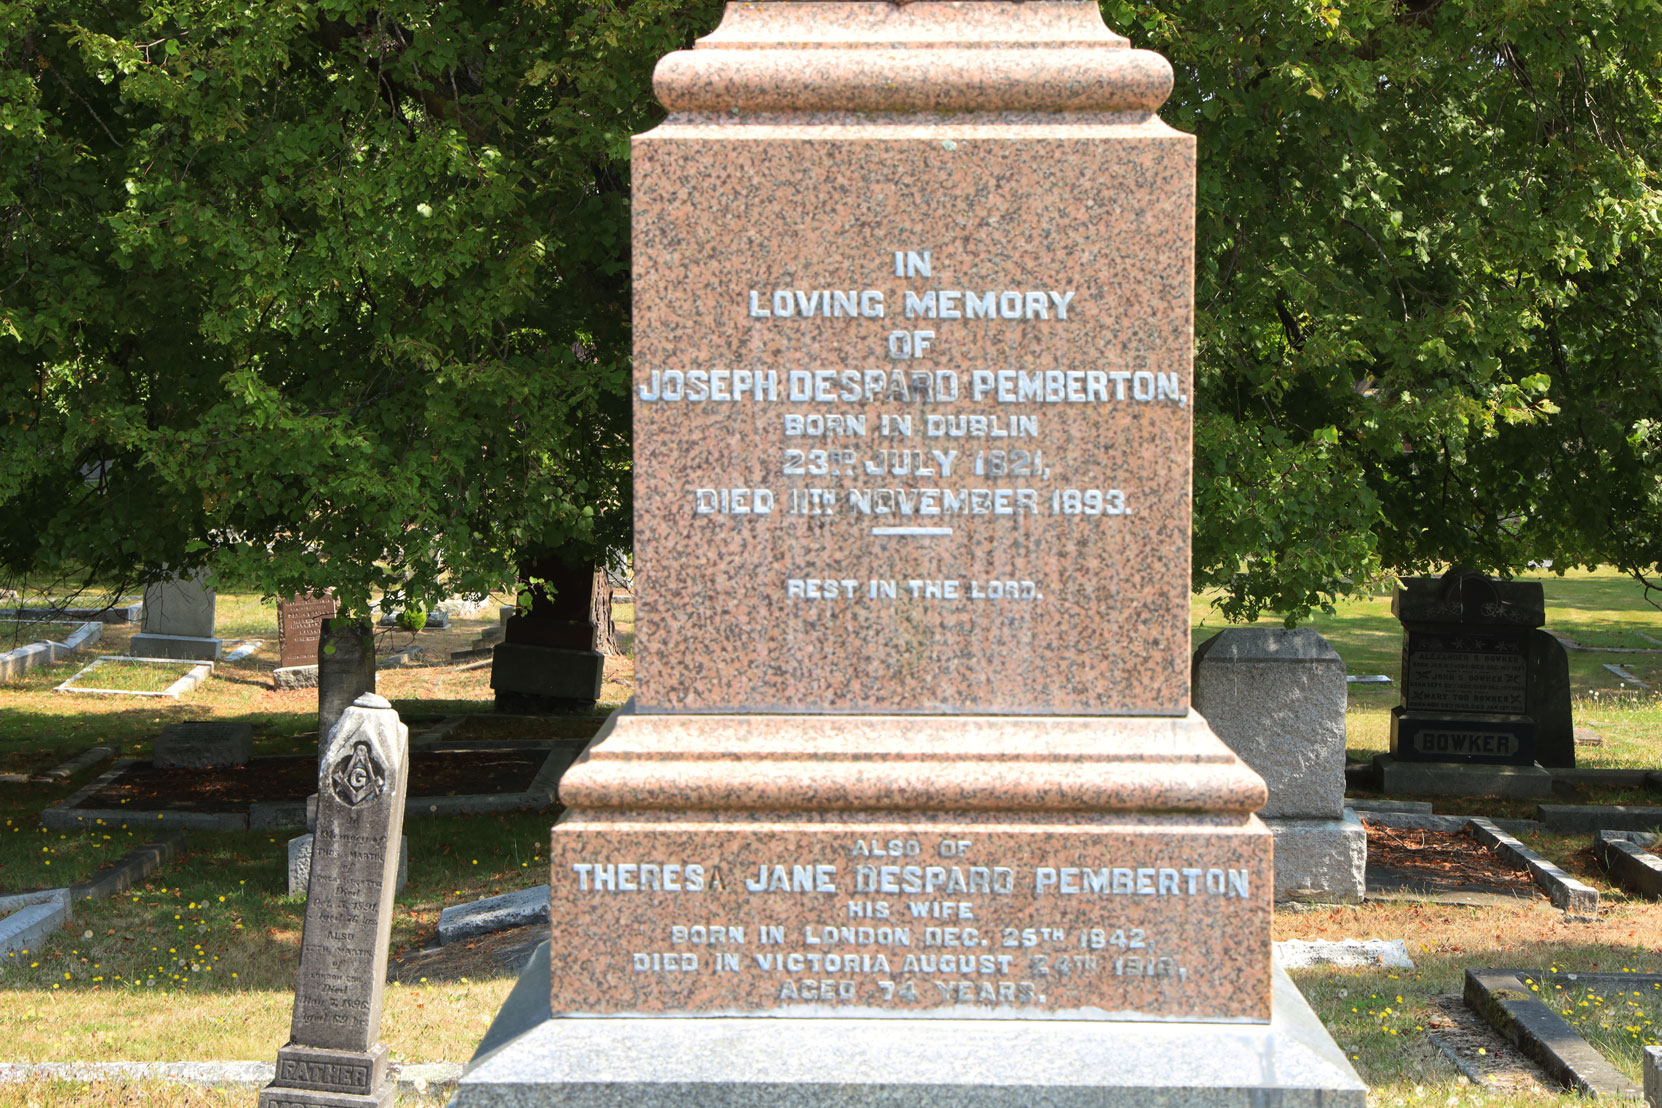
[{"left": 0, "top": 572, "right": 1658, "bottom": 1107}]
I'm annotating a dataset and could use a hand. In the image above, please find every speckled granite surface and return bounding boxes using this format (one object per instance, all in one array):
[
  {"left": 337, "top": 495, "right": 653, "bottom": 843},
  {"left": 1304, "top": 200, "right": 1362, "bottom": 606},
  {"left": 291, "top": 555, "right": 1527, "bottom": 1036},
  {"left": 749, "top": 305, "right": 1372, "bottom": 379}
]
[
  {"left": 541, "top": 0, "right": 1298, "bottom": 1055},
  {"left": 633, "top": 130, "right": 1194, "bottom": 715}
]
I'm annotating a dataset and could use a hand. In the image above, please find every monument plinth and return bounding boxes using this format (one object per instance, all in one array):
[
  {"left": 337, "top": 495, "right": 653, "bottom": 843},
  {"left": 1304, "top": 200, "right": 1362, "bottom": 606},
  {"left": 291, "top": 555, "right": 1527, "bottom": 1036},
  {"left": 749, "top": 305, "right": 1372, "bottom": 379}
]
[{"left": 455, "top": 2, "right": 1364, "bottom": 1104}]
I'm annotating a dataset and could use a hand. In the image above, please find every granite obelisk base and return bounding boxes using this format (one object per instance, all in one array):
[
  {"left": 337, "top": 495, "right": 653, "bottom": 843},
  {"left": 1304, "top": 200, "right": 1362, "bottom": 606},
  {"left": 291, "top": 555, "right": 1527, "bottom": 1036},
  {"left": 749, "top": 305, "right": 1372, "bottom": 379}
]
[
  {"left": 260, "top": 693, "right": 408, "bottom": 1108},
  {"left": 452, "top": 943, "right": 1365, "bottom": 1108}
]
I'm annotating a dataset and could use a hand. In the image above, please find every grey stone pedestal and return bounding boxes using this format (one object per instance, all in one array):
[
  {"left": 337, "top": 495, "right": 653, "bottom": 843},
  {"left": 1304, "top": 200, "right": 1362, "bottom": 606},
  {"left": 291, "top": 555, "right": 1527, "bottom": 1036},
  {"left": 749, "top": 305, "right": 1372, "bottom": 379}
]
[
  {"left": 1270, "top": 809, "right": 1367, "bottom": 904},
  {"left": 130, "top": 633, "right": 224, "bottom": 661},
  {"left": 448, "top": 943, "right": 1366, "bottom": 1108},
  {"left": 1193, "top": 628, "right": 1363, "bottom": 901},
  {"left": 269, "top": 1043, "right": 393, "bottom": 1108}
]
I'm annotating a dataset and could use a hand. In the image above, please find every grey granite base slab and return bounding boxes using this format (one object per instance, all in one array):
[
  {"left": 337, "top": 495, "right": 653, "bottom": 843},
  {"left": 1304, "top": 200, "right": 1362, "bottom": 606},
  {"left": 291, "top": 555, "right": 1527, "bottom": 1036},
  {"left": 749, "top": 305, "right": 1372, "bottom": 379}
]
[
  {"left": 130, "top": 633, "right": 224, "bottom": 661},
  {"left": 449, "top": 947, "right": 1365, "bottom": 1108},
  {"left": 274, "top": 665, "right": 321, "bottom": 690},
  {"left": 1344, "top": 798, "right": 1432, "bottom": 815}
]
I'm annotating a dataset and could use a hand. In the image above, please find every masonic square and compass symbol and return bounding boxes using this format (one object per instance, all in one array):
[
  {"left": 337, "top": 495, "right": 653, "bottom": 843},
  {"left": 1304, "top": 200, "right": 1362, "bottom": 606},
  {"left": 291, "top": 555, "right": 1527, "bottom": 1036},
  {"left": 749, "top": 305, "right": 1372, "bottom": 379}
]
[{"left": 331, "top": 740, "right": 387, "bottom": 807}]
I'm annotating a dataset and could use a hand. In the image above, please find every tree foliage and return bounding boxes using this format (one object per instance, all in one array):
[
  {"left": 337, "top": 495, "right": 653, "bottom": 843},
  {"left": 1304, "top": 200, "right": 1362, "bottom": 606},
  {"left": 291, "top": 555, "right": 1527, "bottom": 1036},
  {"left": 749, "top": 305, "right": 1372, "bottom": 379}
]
[
  {"left": 3, "top": 0, "right": 1659, "bottom": 623},
  {"left": 0, "top": 0, "right": 719, "bottom": 613},
  {"left": 1104, "top": 0, "right": 1662, "bottom": 620}
]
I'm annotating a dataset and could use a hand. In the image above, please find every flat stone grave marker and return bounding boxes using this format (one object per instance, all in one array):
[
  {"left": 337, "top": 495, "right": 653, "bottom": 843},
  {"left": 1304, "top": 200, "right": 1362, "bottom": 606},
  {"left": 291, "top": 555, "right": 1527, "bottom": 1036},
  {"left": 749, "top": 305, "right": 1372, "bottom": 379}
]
[{"left": 153, "top": 721, "right": 253, "bottom": 769}]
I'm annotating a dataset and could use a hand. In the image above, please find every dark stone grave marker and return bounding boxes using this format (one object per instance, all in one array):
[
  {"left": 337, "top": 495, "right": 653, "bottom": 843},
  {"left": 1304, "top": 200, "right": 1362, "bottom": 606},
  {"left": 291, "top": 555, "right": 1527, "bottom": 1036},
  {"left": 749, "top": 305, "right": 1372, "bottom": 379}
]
[{"left": 1390, "top": 568, "right": 1573, "bottom": 767}]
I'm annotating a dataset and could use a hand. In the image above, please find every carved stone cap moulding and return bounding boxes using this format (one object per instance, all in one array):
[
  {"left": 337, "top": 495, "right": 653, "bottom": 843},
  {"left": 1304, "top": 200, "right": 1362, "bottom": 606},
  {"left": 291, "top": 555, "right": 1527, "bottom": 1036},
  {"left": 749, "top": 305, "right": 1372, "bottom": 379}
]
[
  {"left": 653, "top": 1, "right": 1174, "bottom": 115},
  {"left": 558, "top": 704, "right": 1268, "bottom": 815}
]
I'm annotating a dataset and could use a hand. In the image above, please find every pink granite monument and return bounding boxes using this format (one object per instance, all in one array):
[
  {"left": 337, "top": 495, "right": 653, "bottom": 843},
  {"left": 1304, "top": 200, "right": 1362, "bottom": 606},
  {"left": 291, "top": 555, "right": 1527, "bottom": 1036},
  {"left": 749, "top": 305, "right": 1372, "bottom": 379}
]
[{"left": 453, "top": 3, "right": 1364, "bottom": 1104}]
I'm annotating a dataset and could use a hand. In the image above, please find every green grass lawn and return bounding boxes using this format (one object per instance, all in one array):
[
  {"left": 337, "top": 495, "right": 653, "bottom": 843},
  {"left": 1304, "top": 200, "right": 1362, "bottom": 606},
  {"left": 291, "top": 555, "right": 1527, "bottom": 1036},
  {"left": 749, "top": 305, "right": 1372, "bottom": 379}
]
[{"left": 63, "top": 660, "right": 201, "bottom": 694}]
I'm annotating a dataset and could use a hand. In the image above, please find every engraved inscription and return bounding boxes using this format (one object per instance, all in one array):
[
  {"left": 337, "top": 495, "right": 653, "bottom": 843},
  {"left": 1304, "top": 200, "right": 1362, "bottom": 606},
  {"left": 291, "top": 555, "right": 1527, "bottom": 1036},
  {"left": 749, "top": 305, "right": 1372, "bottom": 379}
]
[
  {"left": 1406, "top": 634, "right": 1528, "bottom": 714},
  {"left": 276, "top": 1059, "right": 371, "bottom": 1094},
  {"left": 637, "top": 249, "right": 1191, "bottom": 605},
  {"left": 548, "top": 829, "right": 1268, "bottom": 1020}
]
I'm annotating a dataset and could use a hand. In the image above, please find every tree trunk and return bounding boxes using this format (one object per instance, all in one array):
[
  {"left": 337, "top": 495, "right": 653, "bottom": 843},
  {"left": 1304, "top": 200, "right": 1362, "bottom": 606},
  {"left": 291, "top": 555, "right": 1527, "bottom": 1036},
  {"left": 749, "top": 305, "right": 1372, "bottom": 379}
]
[{"left": 590, "top": 568, "right": 618, "bottom": 656}]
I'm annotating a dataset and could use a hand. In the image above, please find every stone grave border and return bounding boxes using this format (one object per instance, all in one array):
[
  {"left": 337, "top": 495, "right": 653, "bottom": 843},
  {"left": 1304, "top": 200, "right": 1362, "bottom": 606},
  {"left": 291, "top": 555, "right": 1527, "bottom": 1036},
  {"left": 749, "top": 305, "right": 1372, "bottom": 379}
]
[
  {"left": 1601, "top": 662, "right": 1651, "bottom": 688},
  {"left": 1592, "top": 830, "right": 1662, "bottom": 898},
  {"left": 0, "top": 744, "right": 117, "bottom": 785},
  {"left": 1537, "top": 801, "right": 1662, "bottom": 831},
  {"left": 0, "top": 831, "right": 187, "bottom": 955},
  {"left": 1349, "top": 808, "right": 1599, "bottom": 915},
  {"left": 53, "top": 655, "right": 213, "bottom": 700},
  {"left": 0, "top": 619, "right": 101, "bottom": 682},
  {"left": 1466, "top": 817, "right": 1600, "bottom": 917},
  {"left": 0, "top": 599, "right": 143, "bottom": 624},
  {"left": 1464, "top": 968, "right": 1651, "bottom": 1099},
  {"left": 40, "top": 724, "right": 578, "bottom": 832}
]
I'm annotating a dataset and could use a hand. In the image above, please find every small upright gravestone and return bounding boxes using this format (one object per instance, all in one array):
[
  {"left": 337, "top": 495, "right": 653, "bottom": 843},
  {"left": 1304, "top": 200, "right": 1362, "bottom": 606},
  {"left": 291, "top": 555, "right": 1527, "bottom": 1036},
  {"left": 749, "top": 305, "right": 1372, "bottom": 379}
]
[
  {"left": 490, "top": 559, "right": 606, "bottom": 713},
  {"left": 131, "top": 569, "right": 222, "bottom": 661},
  {"left": 260, "top": 693, "right": 408, "bottom": 1108},
  {"left": 316, "top": 619, "right": 377, "bottom": 750},
  {"left": 1192, "top": 628, "right": 1364, "bottom": 901},
  {"left": 1386, "top": 568, "right": 1573, "bottom": 779},
  {"left": 274, "top": 592, "right": 338, "bottom": 690}
]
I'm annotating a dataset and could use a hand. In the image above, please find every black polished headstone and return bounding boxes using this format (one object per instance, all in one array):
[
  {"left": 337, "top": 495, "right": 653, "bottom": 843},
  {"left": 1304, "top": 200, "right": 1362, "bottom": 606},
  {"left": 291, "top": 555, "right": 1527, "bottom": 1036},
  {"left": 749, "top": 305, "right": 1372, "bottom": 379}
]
[
  {"left": 1389, "top": 568, "right": 1573, "bottom": 768},
  {"left": 1526, "top": 629, "right": 1575, "bottom": 769}
]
